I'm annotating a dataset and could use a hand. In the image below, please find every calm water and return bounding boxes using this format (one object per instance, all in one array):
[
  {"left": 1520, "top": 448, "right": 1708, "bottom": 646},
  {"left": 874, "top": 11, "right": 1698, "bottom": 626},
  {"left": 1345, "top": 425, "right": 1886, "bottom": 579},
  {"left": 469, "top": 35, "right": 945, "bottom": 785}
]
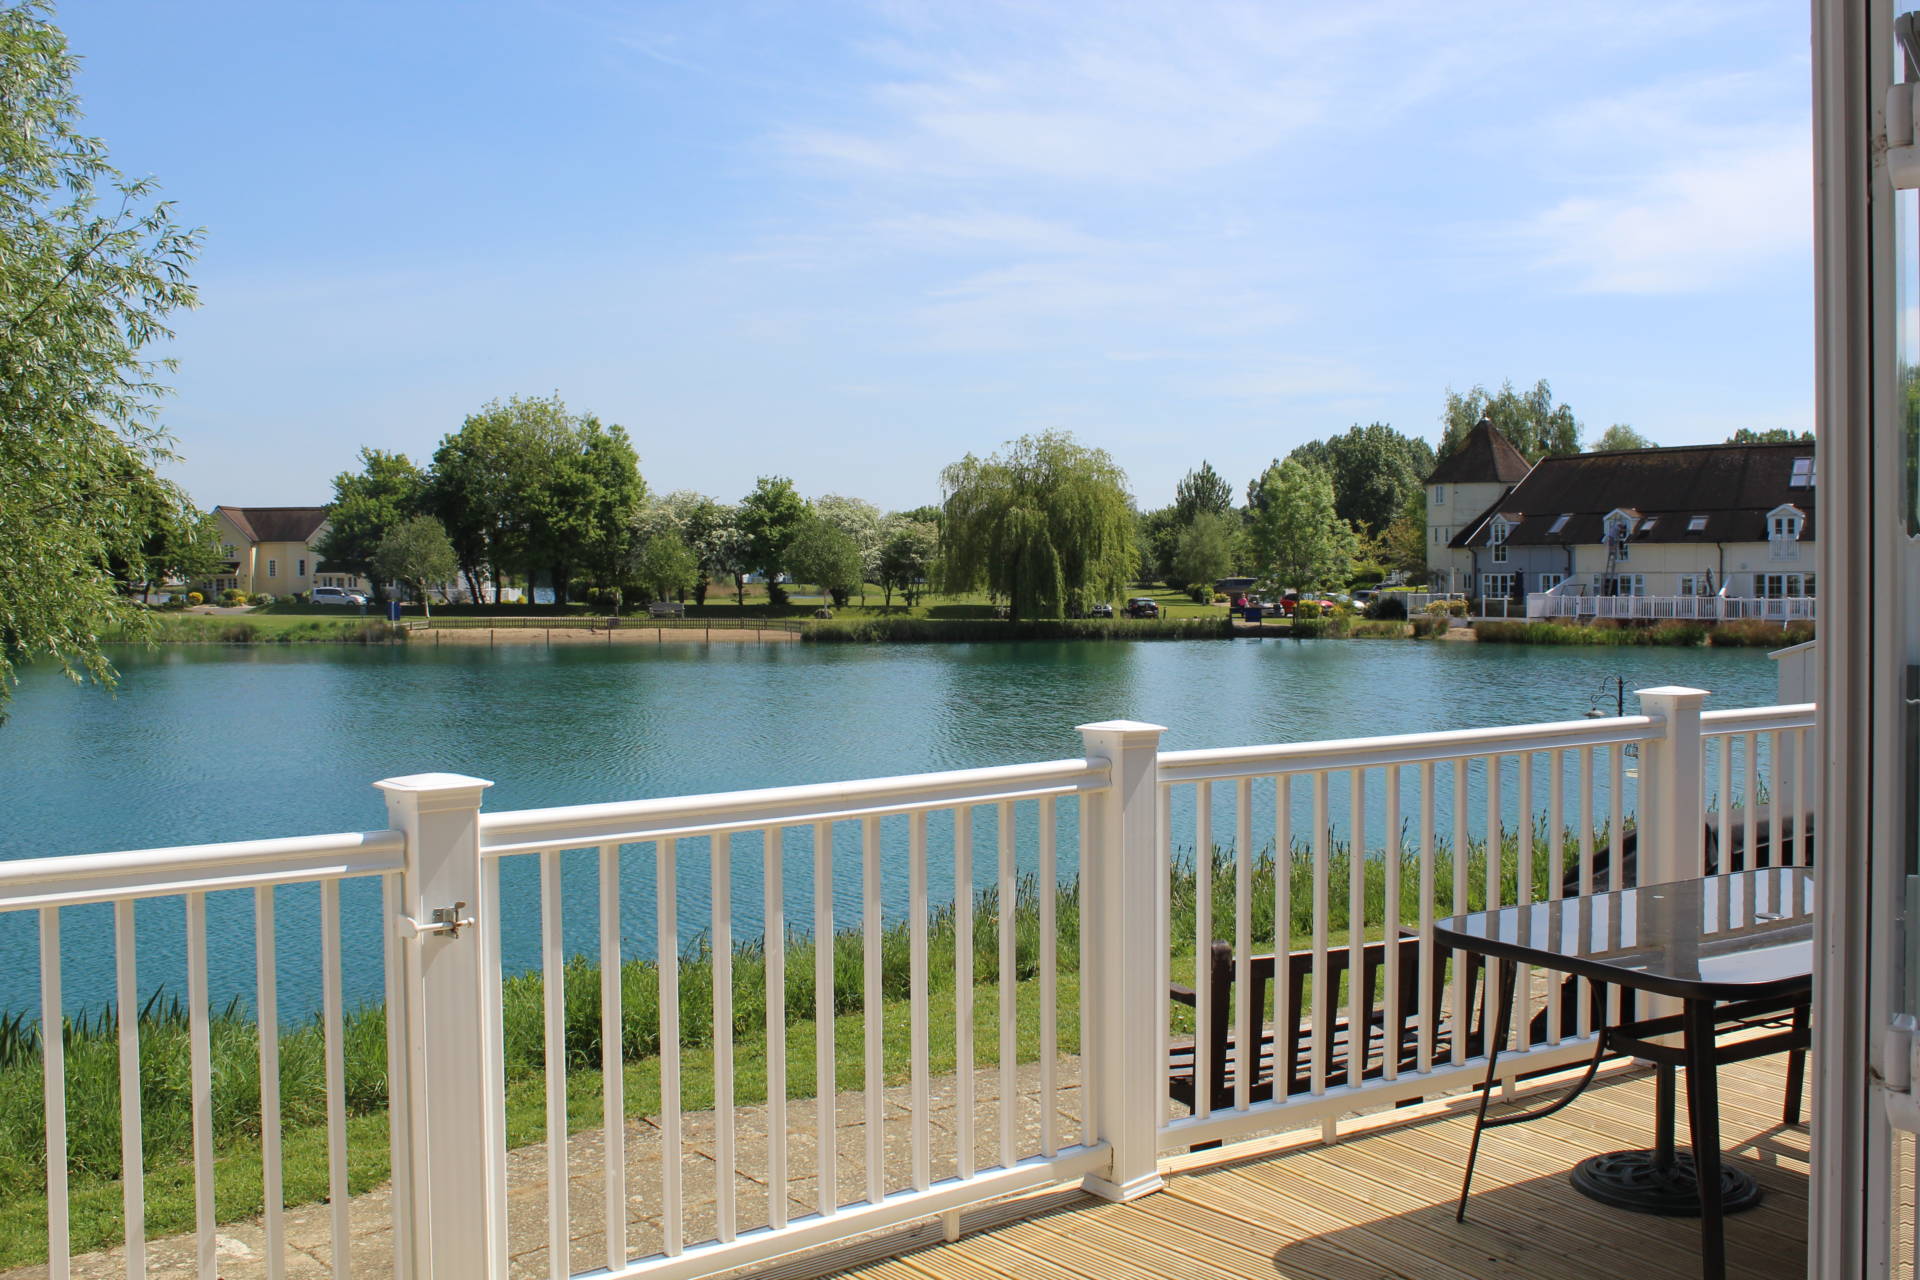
[{"left": 0, "top": 638, "right": 1782, "bottom": 1020}]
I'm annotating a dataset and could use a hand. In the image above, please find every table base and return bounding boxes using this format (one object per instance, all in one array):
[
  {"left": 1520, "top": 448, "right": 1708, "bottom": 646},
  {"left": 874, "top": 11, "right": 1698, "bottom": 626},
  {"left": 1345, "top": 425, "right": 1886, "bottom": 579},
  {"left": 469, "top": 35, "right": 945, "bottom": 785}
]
[{"left": 1571, "top": 1150, "right": 1763, "bottom": 1217}]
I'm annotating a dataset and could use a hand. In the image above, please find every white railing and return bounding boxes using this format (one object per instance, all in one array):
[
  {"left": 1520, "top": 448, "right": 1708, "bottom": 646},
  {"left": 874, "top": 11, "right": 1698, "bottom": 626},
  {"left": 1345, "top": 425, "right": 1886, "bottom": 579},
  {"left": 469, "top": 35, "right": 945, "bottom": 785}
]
[
  {"left": 1527, "top": 592, "right": 1817, "bottom": 622},
  {"left": 0, "top": 693, "right": 1819, "bottom": 1280}
]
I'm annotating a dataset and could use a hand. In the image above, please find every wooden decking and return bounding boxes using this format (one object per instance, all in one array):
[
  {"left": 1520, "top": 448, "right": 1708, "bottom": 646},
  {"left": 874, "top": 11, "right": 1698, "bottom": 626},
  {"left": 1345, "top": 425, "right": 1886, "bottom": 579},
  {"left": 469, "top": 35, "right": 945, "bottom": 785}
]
[{"left": 831, "top": 1054, "right": 1809, "bottom": 1280}]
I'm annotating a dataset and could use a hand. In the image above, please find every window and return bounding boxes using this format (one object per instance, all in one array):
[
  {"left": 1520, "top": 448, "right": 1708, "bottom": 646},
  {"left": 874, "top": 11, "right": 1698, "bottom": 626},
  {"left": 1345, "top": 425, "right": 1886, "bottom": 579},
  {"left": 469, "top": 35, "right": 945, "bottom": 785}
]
[
  {"left": 1687, "top": 515, "right": 1708, "bottom": 533},
  {"left": 1758, "top": 573, "right": 1808, "bottom": 598},
  {"left": 1539, "top": 573, "right": 1565, "bottom": 592},
  {"left": 1548, "top": 513, "right": 1572, "bottom": 534},
  {"left": 1771, "top": 513, "right": 1801, "bottom": 539},
  {"left": 297, "top": 558, "right": 306, "bottom": 578},
  {"left": 1639, "top": 517, "right": 1658, "bottom": 533},
  {"left": 1480, "top": 573, "right": 1515, "bottom": 598},
  {"left": 221, "top": 543, "right": 235, "bottom": 558},
  {"left": 1615, "top": 541, "right": 1629, "bottom": 562},
  {"left": 1603, "top": 574, "right": 1645, "bottom": 597},
  {"left": 1491, "top": 543, "right": 1508, "bottom": 563},
  {"left": 1434, "top": 485, "right": 1446, "bottom": 505},
  {"left": 267, "top": 559, "right": 276, "bottom": 578},
  {"left": 1679, "top": 574, "right": 1708, "bottom": 597},
  {"left": 1487, "top": 516, "right": 1508, "bottom": 544},
  {"left": 1790, "top": 457, "right": 1814, "bottom": 487}
]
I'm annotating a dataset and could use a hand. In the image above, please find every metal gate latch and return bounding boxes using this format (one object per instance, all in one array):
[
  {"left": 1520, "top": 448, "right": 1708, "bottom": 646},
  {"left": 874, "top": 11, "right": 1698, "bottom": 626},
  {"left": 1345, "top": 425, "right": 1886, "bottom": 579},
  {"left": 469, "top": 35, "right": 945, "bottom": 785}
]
[{"left": 398, "top": 902, "right": 476, "bottom": 940}]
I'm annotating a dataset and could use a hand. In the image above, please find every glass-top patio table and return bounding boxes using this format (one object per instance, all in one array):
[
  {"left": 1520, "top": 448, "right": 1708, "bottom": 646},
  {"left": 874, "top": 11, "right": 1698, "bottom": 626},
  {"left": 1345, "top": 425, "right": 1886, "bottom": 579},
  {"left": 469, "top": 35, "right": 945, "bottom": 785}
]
[{"left": 1436, "top": 866, "right": 1814, "bottom": 1280}]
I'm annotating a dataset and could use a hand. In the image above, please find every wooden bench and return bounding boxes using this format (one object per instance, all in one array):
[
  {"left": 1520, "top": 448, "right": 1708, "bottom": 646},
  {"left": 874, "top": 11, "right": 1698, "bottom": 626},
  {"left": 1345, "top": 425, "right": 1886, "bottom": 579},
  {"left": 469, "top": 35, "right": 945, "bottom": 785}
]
[{"left": 1168, "top": 936, "right": 1485, "bottom": 1118}]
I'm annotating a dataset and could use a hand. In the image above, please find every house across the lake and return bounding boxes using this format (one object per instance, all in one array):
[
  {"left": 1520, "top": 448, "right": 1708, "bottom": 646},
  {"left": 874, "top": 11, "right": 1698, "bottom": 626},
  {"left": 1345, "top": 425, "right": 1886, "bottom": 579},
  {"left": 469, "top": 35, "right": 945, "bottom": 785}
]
[
  {"left": 1426, "top": 423, "right": 1816, "bottom": 619},
  {"left": 204, "top": 505, "right": 368, "bottom": 599}
]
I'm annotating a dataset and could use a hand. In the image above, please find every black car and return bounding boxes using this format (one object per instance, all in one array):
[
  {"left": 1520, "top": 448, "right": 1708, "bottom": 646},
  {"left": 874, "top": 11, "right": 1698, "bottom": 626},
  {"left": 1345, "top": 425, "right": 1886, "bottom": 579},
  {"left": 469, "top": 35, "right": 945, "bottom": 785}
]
[{"left": 1124, "top": 597, "right": 1160, "bottom": 619}]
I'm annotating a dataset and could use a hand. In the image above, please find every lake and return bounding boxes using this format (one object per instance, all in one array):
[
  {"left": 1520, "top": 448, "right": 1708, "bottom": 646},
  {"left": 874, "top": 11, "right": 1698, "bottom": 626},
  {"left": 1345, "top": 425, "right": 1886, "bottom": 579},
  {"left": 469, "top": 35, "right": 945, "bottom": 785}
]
[{"left": 1, "top": 637, "right": 1786, "bottom": 1020}]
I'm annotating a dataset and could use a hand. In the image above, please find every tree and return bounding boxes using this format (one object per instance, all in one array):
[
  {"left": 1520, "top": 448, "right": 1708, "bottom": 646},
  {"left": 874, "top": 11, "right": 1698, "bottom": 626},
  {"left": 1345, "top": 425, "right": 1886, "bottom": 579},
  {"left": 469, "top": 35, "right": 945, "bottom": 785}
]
[
  {"left": 738, "top": 476, "right": 809, "bottom": 606},
  {"left": 523, "top": 412, "right": 644, "bottom": 606},
  {"left": 313, "top": 448, "right": 426, "bottom": 602},
  {"left": 1285, "top": 423, "right": 1436, "bottom": 533},
  {"left": 1380, "top": 488, "right": 1429, "bottom": 579},
  {"left": 1438, "top": 379, "right": 1581, "bottom": 462},
  {"left": 427, "top": 396, "right": 551, "bottom": 601},
  {"left": 813, "top": 494, "right": 884, "bottom": 603},
  {"left": 1591, "top": 424, "right": 1655, "bottom": 452},
  {"left": 877, "top": 517, "right": 938, "bottom": 611},
  {"left": 786, "top": 516, "right": 865, "bottom": 608},
  {"left": 1246, "top": 459, "right": 1356, "bottom": 592},
  {"left": 630, "top": 527, "right": 699, "bottom": 604},
  {"left": 0, "top": 4, "right": 202, "bottom": 712},
  {"left": 371, "top": 516, "right": 458, "bottom": 619},
  {"left": 1137, "top": 505, "right": 1183, "bottom": 584},
  {"left": 648, "top": 491, "right": 735, "bottom": 605},
  {"left": 1173, "top": 461, "right": 1235, "bottom": 525},
  {"left": 939, "top": 431, "right": 1136, "bottom": 621},
  {"left": 1172, "top": 512, "right": 1235, "bottom": 602},
  {"left": 1727, "top": 427, "right": 1814, "bottom": 444}
]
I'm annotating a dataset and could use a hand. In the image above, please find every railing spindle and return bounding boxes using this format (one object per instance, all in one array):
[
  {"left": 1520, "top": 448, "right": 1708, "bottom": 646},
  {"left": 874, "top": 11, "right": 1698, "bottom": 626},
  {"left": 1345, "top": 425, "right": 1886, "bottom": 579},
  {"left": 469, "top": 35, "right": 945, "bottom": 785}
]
[
  {"left": 660, "top": 838, "right": 684, "bottom": 1253},
  {"left": 1194, "top": 781, "right": 1214, "bottom": 1118},
  {"left": 186, "top": 892, "right": 215, "bottom": 1280},
  {"left": 997, "top": 800, "right": 1016, "bottom": 1169},
  {"left": 256, "top": 887, "right": 285, "bottom": 1280},
  {"left": 764, "top": 830, "right": 787, "bottom": 1230},
  {"left": 1310, "top": 771, "right": 1330, "bottom": 1096},
  {"left": 380, "top": 874, "right": 410, "bottom": 1279},
  {"left": 114, "top": 899, "right": 145, "bottom": 1279},
  {"left": 1451, "top": 759, "right": 1469, "bottom": 1067},
  {"left": 1516, "top": 752, "right": 1533, "bottom": 1050},
  {"left": 1039, "top": 796, "right": 1059, "bottom": 1155},
  {"left": 1607, "top": 746, "right": 1625, "bottom": 1026},
  {"left": 812, "top": 821, "right": 835, "bottom": 1217},
  {"left": 541, "top": 851, "right": 569, "bottom": 1280},
  {"left": 1416, "top": 762, "right": 1436, "bottom": 1074},
  {"left": 1234, "top": 778, "right": 1253, "bottom": 1108},
  {"left": 954, "top": 807, "right": 974, "bottom": 1180},
  {"left": 864, "top": 816, "right": 884, "bottom": 1203},
  {"left": 40, "top": 907, "right": 68, "bottom": 1280},
  {"left": 1717, "top": 732, "right": 1733, "bottom": 873},
  {"left": 1077, "top": 801, "right": 1093, "bottom": 1149},
  {"left": 1743, "top": 732, "right": 1759, "bottom": 872},
  {"left": 1347, "top": 768, "right": 1366, "bottom": 1083},
  {"left": 909, "top": 813, "right": 932, "bottom": 1187},
  {"left": 1383, "top": 765, "right": 1401, "bottom": 1082},
  {"left": 1546, "top": 751, "right": 1564, "bottom": 1046},
  {"left": 603, "top": 844, "right": 630, "bottom": 1262},
  {"left": 320, "top": 880, "right": 350, "bottom": 1280}
]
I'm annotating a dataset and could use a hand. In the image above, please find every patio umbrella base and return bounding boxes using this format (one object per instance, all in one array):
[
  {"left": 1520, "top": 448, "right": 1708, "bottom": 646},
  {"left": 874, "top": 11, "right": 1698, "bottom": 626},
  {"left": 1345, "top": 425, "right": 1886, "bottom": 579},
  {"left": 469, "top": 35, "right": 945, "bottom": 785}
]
[{"left": 1571, "top": 1149, "right": 1763, "bottom": 1216}]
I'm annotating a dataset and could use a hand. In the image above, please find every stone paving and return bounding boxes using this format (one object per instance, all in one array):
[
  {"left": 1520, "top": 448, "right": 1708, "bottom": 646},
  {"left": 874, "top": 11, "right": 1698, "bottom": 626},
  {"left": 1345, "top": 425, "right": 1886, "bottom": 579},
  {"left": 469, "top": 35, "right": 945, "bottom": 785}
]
[{"left": 8, "top": 1059, "right": 1087, "bottom": 1280}]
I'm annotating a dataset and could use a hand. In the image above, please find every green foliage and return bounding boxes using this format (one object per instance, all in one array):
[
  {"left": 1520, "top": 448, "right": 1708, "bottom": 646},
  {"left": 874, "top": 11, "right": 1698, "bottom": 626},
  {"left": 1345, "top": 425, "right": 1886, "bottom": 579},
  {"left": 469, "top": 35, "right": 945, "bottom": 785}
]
[
  {"left": 939, "top": 431, "right": 1136, "bottom": 621},
  {"left": 1472, "top": 619, "right": 1743, "bottom": 646},
  {"left": 312, "top": 448, "right": 426, "bottom": 600},
  {"left": 1172, "top": 460, "right": 1235, "bottom": 525},
  {"left": 1284, "top": 423, "right": 1435, "bottom": 533},
  {"left": 1439, "top": 379, "right": 1581, "bottom": 462},
  {"left": 805, "top": 616, "right": 1231, "bottom": 643},
  {"left": 1172, "top": 511, "right": 1235, "bottom": 600},
  {"left": 785, "top": 516, "right": 865, "bottom": 608},
  {"left": 220, "top": 588, "right": 246, "bottom": 606},
  {"left": 1411, "top": 613, "right": 1450, "bottom": 638},
  {"left": 1726, "top": 427, "right": 1814, "bottom": 444},
  {"left": 811, "top": 495, "right": 884, "bottom": 601},
  {"left": 738, "top": 476, "right": 809, "bottom": 606},
  {"left": 876, "top": 517, "right": 938, "bottom": 611},
  {"left": 370, "top": 516, "right": 457, "bottom": 617},
  {"left": 1591, "top": 423, "right": 1655, "bottom": 452},
  {"left": 1136, "top": 505, "right": 1183, "bottom": 584},
  {"left": 1246, "top": 459, "right": 1356, "bottom": 591},
  {"left": 1379, "top": 487, "right": 1429, "bottom": 577},
  {"left": 630, "top": 526, "right": 699, "bottom": 603},
  {"left": 0, "top": 4, "right": 203, "bottom": 715}
]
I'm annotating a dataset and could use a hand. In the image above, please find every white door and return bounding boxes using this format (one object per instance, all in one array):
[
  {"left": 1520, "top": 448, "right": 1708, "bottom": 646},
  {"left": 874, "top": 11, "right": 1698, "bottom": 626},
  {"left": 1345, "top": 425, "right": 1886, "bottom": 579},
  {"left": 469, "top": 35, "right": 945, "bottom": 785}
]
[{"left": 1814, "top": 2, "right": 1920, "bottom": 1274}]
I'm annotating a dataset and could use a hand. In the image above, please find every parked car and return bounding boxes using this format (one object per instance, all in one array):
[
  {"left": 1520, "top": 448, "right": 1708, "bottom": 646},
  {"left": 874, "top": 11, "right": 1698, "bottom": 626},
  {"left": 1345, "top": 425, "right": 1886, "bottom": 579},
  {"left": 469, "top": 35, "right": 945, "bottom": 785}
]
[
  {"left": 1124, "top": 597, "right": 1160, "bottom": 619},
  {"left": 310, "top": 586, "right": 367, "bottom": 606},
  {"left": 1088, "top": 602, "right": 1115, "bottom": 618}
]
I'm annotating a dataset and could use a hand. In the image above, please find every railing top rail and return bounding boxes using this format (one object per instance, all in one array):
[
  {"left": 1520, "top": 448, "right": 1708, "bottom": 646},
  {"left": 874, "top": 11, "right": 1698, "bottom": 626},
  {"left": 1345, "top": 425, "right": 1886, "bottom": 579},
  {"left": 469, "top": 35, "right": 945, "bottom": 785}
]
[
  {"left": 0, "top": 829, "right": 405, "bottom": 912},
  {"left": 1155, "top": 713, "right": 1660, "bottom": 784},
  {"left": 478, "top": 756, "right": 1108, "bottom": 856},
  {"left": 1700, "top": 702, "right": 1817, "bottom": 732}
]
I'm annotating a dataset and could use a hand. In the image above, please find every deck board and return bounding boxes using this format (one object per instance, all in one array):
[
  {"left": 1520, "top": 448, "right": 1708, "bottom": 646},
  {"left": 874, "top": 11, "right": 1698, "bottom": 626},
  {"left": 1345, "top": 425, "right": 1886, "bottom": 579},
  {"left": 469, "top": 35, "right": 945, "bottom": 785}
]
[{"left": 838, "top": 1055, "right": 1809, "bottom": 1280}]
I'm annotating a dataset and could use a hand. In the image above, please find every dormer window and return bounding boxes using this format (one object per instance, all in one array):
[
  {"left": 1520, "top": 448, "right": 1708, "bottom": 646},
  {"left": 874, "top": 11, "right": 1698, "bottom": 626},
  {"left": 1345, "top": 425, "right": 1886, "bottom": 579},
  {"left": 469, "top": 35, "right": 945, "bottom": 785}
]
[
  {"left": 1768, "top": 504, "right": 1805, "bottom": 559},
  {"left": 1548, "top": 513, "right": 1572, "bottom": 535},
  {"left": 1686, "top": 515, "right": 1708, "bottom": 533},
  {"left": 1603, "top": 510, "right": 1636, "bottom": 545},
  {"left": 1790, "top": 457, "right": 1814, "bottom": 488}
]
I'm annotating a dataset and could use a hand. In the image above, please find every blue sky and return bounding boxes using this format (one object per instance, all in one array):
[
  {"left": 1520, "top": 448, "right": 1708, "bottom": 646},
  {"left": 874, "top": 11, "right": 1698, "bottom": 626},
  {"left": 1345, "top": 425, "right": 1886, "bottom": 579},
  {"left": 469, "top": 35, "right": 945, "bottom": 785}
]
[{"left": 62, "top": 0, "right": 1814, "bottom": 513}]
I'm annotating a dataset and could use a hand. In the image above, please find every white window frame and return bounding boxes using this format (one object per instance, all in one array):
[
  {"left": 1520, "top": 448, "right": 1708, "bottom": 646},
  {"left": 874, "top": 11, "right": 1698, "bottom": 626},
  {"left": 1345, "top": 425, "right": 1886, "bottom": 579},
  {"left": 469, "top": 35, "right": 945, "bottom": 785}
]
[
  {"left": 1433, "top": 485, "right": 1446, "bottom": 505},
  {"left": 1538, "top": 572, "right": 1565, "bottom": 592},
  {"left": 1491, "top": 542, "right": 1508, "bottom": 563},
  {"left": 1479, "top": 572, "right": 1515, "bottom": 598},
  {"left": 1548, "top": 513, "right": 1572, "bottom": 534}
]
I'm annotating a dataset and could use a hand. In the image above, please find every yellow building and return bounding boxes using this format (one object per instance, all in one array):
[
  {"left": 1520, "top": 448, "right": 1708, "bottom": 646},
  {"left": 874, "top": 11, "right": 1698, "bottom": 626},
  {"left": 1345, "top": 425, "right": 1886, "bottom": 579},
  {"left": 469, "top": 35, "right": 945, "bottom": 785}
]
[{"left": 205, "top": 506, "right": 367, "bottom": 599}]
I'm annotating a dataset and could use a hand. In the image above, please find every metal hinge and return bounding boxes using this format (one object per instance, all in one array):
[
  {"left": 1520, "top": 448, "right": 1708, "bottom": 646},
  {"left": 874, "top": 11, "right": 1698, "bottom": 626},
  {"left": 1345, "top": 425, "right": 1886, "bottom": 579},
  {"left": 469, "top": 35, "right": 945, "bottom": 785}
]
[{"left": 397, "top": 902, "right": 476, "bottom": 941}]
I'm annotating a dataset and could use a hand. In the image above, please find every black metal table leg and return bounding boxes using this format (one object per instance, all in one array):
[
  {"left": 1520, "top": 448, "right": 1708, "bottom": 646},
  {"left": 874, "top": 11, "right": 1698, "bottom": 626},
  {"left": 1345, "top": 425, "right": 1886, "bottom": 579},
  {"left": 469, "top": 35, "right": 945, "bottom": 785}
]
[
  {"left": 1683, "top": 998, "right": 1727, "bottom": 1280},
  {"left": 1456, "top": 957, "right": 1516, "bottom": 1222}
]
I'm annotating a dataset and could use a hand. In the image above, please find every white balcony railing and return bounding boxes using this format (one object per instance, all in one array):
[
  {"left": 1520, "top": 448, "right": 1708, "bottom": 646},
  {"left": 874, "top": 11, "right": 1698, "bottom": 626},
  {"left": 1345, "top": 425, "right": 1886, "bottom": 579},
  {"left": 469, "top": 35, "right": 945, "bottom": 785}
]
[
  {"left": 1526, "top": 592, "right": 1816, "bottom": 622},
  {"left": 0, "top": 691, "right": 1818, "bottom": 1280}
]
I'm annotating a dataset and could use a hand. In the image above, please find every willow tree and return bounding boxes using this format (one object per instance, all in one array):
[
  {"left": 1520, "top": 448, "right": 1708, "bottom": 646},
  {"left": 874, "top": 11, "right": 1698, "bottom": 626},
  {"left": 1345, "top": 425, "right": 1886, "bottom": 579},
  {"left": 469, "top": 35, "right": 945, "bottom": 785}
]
[{"left": 938, "top": 431, "right": 1136, "bottom": 621}]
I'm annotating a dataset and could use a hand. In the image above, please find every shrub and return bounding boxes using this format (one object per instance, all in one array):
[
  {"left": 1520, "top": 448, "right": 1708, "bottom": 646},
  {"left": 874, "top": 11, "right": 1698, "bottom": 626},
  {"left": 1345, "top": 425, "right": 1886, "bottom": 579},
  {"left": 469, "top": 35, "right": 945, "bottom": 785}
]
[
  {"left": 1366, "top": 593, "right": 1408, "bottom": 620},
  {"left": 185, "top": 591, "right": 203, "bottom": 606},
  {"left": 1713, "top": 618, "right": 1816, "bottom": 647},
  {"left": 221, "top": 588, "right": 247, "bottom": 606},
  {"left": 249, "top": 593, "right": 274, "bottom": 606},
  {"left": 1294, "top": 601, "right": 1323, "bottom": 620},
  {"left": 158, "top": 594, "right": 188, "bottom": 610},
  {"left": 1347, "top": 619, "right": 1409, "bottom": 638},
  {"left": 1424, "top": 600, "right": 1452, "bottom": 616},
  {"left": 1212, "top": 592, "right": 1229, "bottom": 603},
  {"left": 1412, "top": 614, "right": 1449, "bottom": 638}
]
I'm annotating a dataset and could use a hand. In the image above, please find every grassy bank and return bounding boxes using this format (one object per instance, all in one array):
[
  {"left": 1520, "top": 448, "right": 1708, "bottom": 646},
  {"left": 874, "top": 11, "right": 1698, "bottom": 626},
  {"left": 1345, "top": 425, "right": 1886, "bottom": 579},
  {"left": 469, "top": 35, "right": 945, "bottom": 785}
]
[
  {"left": 1473, "top": 619, "right": 1814, "bottom": 647},
  {"left": 105, "top": 615, "right": 405, "bottom": 645},
  {"left": 804, "top": 616, "right": 1232, "bottom": 643},
  {"left": 0, "top": 820, "right": 1615, "bottom": 1265}
]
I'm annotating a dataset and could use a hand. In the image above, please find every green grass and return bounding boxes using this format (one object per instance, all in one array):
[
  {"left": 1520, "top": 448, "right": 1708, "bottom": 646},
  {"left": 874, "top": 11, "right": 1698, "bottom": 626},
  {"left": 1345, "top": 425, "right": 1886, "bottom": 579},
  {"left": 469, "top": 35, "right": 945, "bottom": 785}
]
[
  {"left": 1474, "top": 619, "right": 1814, "bottom": 647},
  {"left": 104, "top": 614, "right": 404, "bottom": 644},
  {"left": 0, "top": 817, "right": 1624, "bottom": 1266},
  {"left": 805, "top": 616, "right": 1232, "bottom": 643}
]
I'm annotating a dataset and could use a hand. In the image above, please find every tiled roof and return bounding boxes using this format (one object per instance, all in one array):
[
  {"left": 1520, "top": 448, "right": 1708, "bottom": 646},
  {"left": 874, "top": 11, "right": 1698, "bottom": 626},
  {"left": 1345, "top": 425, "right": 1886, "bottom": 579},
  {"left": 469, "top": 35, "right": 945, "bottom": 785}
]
[
  {"left": 1424, "top": 418, "right": 1533, "bottom": 486},
  {"left": 218, "top": 506, "right": 331, "bottom": 544},
  {"left": 1449, "top": 442, "right": 1816, "bottom": 549}
]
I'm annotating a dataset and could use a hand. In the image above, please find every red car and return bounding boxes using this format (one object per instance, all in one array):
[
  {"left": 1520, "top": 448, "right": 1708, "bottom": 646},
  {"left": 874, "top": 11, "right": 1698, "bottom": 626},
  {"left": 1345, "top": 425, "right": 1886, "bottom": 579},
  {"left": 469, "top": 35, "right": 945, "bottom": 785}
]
[{"left": 1279, "top": 594, "right": 1335, "bottom": 616}]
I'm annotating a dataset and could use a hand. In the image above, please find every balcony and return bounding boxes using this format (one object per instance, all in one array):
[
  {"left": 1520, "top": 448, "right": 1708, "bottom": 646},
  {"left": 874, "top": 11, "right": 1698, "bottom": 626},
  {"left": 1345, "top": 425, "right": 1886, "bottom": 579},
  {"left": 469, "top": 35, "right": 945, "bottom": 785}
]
[{"left": 0, "top": 691, "right": 1818, "bottom": 1280}]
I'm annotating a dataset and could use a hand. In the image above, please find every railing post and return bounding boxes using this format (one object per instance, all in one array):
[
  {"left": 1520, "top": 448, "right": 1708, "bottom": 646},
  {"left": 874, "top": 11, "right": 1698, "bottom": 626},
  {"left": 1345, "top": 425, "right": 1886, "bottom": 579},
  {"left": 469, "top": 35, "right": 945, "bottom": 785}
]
[
  {"left": 1633, "top": 688, "right": 1708, "bottom": 884},
  {"left": 376, "top": 773, "right": 499, "bottom": 1280},
  {"left": 1076, "top": 719, "right": 1168, "bottom": 1202}
]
